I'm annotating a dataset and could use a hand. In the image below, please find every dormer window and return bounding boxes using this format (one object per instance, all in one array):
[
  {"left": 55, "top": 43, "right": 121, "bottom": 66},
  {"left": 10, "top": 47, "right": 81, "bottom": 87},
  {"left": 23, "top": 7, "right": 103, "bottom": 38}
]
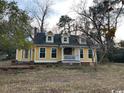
[
  {"left": 48, "top": 36, "right": 52, "bottom": 41},
  {"left": 62, "top": 36, "right": 69, "bottom": 43},
  {"left": 64, "top": 37, "right": 67, "bottom": 42},
  {"left": 61, "top": 32, "right": 69, "bottom": 43},
  {"left": 46, "top": 31, "right": 54, "bottom": 43},
  {"left": 79, "top": 38, "right": 86, "bottom": 44},
  {"left": 46, "top": 35, "right": 53, "bottom": 43}
]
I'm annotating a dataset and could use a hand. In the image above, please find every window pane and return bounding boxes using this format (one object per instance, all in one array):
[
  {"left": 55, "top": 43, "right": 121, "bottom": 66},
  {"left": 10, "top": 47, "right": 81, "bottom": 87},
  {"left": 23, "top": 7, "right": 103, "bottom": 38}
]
[
  {"left": 40, "top": 48, "right": 45, "bottom": 58},
  {"left": 64, "top": 37, "right": 67, "bottom": 42},
  {"left": 40, "top": 53, "right": 45, "bottom": 58},
  {"left": 40, "top": 48, "right": 45, "bottom": 52},
  {"left": 52, "top": 48, "right": 56, "bottom": 53},
  {"left": 48, "top": 36, "right": 52, "bottom": 41},
  {"left": 52, "top": 48, "right": 56, "bottom": 58},
  {"left": 24, "top": 49, "right": 28, "bottom": 58},
  {"left": 80, "top": 49, "right": 83, "bottom": 58},
  {"left": 88, "top": 49, "right": 92, "bottom": 58}
]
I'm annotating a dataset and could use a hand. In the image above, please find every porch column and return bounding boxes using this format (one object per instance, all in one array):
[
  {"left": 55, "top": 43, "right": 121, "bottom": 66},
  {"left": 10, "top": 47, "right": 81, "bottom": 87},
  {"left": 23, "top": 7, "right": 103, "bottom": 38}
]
[
  {"left": 77, "top": 48, "right": 80, "bottom": 61},
  {"left": 74, "top": 48, "right": 79, "bottom": 61},
  {"left": 62, "top": 47, "right": 64, "bottom": 60},
  {"left": 78, "top": 48, "right": 80, "bottom": 61}
]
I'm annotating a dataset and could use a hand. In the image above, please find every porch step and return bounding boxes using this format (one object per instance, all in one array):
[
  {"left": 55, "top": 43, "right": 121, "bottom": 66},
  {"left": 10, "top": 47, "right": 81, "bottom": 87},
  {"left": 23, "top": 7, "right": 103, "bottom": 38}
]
[{"left": 62, "top": 60, "right": 80, "bottom": 63}]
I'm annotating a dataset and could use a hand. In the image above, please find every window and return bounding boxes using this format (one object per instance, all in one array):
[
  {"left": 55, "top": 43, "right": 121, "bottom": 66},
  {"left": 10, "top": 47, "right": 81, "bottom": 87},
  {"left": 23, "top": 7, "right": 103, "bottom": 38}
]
[
  {"left": 51, "top": 48, "right": 57, "bottom": 58},
  {"left": 48, "top": 36, "right": 52, "bottom": 41},
  {"left": 23, "top": 49, "right": 28, "bottom": 58},
  {"left": 88, "top": 49, "right": 93, "bottom": 58},
  {"left": 46, "top": 35, "right": 53, "bottom": 43},
  {"left": 80, "top": 48, "right": 83, "bottom": 58},
  {"left": 64, "top": 37, "right": 67, "bottom": 42},
  {"left": 40, "top": 48, "right": 45, "bottom": 58}
]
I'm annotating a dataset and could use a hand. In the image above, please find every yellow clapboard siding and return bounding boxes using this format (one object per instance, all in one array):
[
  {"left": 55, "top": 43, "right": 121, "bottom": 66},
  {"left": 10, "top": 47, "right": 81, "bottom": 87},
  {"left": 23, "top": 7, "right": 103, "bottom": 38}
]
[
  {"left": 17, "top": 46, "right": 97, "bottom": 63},
  {"left": 80, "top": 48, "right": 96, "bottom": 62},
  {"left": 17, "top": 49, "right": 22, "bottom": 61},
  {"left": 34, "top": 47, "right": 62, "bottom": 62}
]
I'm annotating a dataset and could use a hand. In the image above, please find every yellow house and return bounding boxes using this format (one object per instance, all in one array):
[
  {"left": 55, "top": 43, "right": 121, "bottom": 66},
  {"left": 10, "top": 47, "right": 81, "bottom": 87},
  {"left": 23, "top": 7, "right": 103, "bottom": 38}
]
[{"left": 16, "top": 31, "right": 97, "bottom": 64}]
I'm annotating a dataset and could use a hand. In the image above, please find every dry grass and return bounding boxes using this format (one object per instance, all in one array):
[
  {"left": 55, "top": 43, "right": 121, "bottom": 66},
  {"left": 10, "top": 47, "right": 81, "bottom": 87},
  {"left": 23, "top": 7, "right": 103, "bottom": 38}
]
[{"left": 0, "top": 61, "right": 124, "bottom": 93}]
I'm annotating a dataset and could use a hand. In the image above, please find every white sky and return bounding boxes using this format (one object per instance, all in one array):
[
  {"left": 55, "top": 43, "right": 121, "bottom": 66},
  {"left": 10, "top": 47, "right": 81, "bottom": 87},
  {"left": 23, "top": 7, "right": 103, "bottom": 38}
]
[{"left": 10, "top": 0, "right": 124, "bottom": 42}]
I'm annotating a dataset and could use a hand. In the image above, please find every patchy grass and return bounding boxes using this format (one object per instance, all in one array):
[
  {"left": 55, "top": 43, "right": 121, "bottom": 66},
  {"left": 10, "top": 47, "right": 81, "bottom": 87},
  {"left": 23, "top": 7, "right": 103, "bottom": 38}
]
[{"left": 0, "top": 61, "right": 124, "bottom": 93}]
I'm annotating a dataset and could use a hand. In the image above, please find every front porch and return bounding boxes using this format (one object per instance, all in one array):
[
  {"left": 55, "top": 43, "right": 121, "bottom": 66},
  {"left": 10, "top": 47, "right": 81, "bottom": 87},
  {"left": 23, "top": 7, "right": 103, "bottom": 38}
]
[{"left": 61, "top": 47, "right": 80, "bottom": 63}]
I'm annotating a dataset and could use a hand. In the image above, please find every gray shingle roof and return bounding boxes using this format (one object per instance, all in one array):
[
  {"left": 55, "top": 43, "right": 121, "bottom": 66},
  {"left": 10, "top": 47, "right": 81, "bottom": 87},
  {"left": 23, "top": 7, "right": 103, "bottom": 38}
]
[{"left": 34, "top": 32, "right": 87, "bottom": 46}]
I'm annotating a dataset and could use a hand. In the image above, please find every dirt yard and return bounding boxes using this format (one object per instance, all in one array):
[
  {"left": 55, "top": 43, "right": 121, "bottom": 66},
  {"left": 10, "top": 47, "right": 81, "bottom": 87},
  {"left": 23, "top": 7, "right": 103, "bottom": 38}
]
[{"left": 0, "top": 61, "right": 124, "bottom": 93}]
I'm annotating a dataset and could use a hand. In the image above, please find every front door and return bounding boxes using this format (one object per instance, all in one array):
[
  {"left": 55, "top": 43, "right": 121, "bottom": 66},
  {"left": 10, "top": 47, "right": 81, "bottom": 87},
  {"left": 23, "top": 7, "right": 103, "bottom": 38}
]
[{"left": 64, "top": 47, "right": 72, "bottom": 55}]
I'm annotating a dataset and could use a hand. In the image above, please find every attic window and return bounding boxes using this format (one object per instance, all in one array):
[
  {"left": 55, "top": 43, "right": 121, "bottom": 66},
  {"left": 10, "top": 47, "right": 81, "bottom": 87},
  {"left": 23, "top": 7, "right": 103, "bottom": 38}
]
[
  {"left": 48, "top": 36, "right": 52, "bottom": 41},
  {"left": 80, "top": 38, "right": 86, "bottom": 44},
  {"left": 62, "top": 36, "right": 69, "bottom": 43},
  {"left": 46, "top": 35, "right": 53, "bottom": 43},
  {"left": 64, "top": 37, "right": 67, "bottom": 42},
  {"left": 81, "top": 38, "right": 85, "bottom": 43}
]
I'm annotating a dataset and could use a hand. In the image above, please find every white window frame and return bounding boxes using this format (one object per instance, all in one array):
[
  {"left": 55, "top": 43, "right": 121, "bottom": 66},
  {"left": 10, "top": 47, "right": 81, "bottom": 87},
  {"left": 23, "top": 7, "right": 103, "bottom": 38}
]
[
  {"left": 80, "top": 48, "right": 84, "bottom": 58},
  {"left": 80, "top": 38, "right": 86, "bottom": 44},
  {"left": 39, "top": 48, "right": 46, "bottom": 59},
  {"left": 88, "top": 48, "right": 93, "bottom": 58},
  {"left": 51, "top": 48, "right": 57, "bottom": 59},
  {"left": 62, "top": 36, "right": 69, "bottom": 43},
  {"left": 22, "top": 49, "right": 28, "bottom": 59},
  {"left": 46, "top": 35, "right": 54, "bottom": 43}
]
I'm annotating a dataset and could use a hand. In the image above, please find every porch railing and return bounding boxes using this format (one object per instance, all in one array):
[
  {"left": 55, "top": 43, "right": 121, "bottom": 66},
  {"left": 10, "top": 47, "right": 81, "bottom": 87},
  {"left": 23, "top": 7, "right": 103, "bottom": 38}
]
[{"left": 64, "top": 55, "right": 78, "bottom": 60}]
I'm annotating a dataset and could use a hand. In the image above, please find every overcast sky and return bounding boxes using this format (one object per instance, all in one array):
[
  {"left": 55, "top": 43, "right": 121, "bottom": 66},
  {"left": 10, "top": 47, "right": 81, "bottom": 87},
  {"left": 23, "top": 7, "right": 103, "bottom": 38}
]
[{"left": 9, "top": 0, "right": 124, "bottom": 41}]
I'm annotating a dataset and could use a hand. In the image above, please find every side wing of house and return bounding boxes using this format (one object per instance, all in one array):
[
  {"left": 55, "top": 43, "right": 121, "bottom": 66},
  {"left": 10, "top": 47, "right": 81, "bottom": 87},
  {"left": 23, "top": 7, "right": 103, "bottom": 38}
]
[
  {"left": 16, "top": 48, "right": 34, "bottom": 63},
  {"left": 80, "top": 48, "right": 97, "bottom": 63}
]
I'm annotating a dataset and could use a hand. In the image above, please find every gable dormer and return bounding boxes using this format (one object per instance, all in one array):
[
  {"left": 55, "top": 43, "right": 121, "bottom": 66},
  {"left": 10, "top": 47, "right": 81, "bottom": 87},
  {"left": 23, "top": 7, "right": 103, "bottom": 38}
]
[
  {"left": 79, "top": 35, "right": 86, "bottom": 44},
  {"left": 46, "top": 31, "right": 54, "bottom": 43},
  {"left": 61, "top": 32, "right": 69, "bottom": 43}
]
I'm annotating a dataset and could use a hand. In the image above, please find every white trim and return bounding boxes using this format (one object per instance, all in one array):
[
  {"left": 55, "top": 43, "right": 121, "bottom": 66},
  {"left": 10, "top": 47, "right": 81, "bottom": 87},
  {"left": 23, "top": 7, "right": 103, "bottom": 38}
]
[
  {"left": 88, "top": 48, "right": 95, "bottom": 60},
  {"left": 35, "top": 44, "right": 58, "bottom": 47},
  {"left": 80, "top": 48, "right": 84, "bottom": 59},
  {"left": 21, "top": 49, "right": 29, "bottom": 60},
  {"left": 16, "top": 49, "right": 18, "bottom": 60},
  {"left": 34, "top": 60, "right": 58, "bottom": 63},
  {"left": 77, "top": 48, "right": 80, "bottom": 61},
  {"left": 34, "top": 48, "right": 36, "bottom": 60},
  {"left": 46, "top": 35, "right": 54, "bottom": 43},
  {"left": 79, "top": 38, "right": 86, "bottom": 44},
  {"left": 62, "top": 36, "right": 69, "bottom": 43},
  {"left": 31, "top": 49, "right": 33, "bottom": 60},
  {"left": 39, "top": 47, "right": 46, "bottom": 59},
  {"left": 62, "top": 48, "right": 64, "bottom": 60},
  {"left": 62, "top": 60, "right": 80, "bottom": 63},
  {"left": 50, "top": 47, "right": 57, "bottom": 59}
]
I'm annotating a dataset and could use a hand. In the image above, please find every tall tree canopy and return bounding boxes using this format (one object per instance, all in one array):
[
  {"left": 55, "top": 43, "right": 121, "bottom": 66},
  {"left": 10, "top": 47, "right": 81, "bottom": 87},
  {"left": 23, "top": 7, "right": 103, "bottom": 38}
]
[
  {"left": 75, "top": 0, "right": 124, "bottom": 62},
  {"left": 0, "top": 0, "right": 32, "bottom": 57},
  {"left": 57, "top": 15, "right": 72, "bottom": 34}
]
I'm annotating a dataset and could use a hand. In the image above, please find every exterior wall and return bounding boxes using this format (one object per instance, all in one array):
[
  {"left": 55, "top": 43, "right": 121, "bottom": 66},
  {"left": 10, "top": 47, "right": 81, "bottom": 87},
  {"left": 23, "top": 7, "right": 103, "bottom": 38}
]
[
  {"left": 74, "top": 48, "right": 80, "bottom": 60},
  {"left": 34, "top": 46, "right": 62, "bottom": 63},
  {"left": 16, "top": 46, "right": 97, "bottom": 63},
  {"left": 80, "top": 48, "right": 97, "bottom": 63},
  {"left": 16, "top": 49, "right": 22, "bottom": 61},
  {"left": 16, "top": 49, "right": 33, "bottom": 62}
]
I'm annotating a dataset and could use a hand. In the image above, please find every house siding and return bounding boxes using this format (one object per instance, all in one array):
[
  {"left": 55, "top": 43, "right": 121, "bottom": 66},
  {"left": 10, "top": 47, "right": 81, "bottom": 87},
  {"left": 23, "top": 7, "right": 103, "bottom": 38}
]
[
  {"left": 16, "top": 49, "right": 22, "bottom": 61},
  {"left": 16, "top": 49, "right": 33, "bottom": 62},
  {"left": 34, "top": 46, "right": 62, "bottom": 63},
  {"left": 16, "top": 47, "right": 97, "bottom": 63},
  {"left": 80, "top": 48, "right": 97, "bottom": 62}
]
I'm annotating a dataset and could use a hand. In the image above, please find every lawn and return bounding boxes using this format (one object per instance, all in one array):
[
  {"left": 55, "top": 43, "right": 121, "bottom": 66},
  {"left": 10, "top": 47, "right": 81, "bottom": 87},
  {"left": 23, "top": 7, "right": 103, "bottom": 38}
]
[{"left": 0, "top": 61, "right": 124, "bottom": 93}]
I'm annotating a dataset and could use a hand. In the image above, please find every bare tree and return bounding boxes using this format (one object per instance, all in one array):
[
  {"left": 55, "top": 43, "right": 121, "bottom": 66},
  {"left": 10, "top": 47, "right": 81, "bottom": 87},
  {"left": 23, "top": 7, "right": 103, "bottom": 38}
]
[
  {"left": 74, "top": 0, "right": 124, "bottom": 63},
  {"left": 27, "top": 0, "right": 53, "bottom": 32}
]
